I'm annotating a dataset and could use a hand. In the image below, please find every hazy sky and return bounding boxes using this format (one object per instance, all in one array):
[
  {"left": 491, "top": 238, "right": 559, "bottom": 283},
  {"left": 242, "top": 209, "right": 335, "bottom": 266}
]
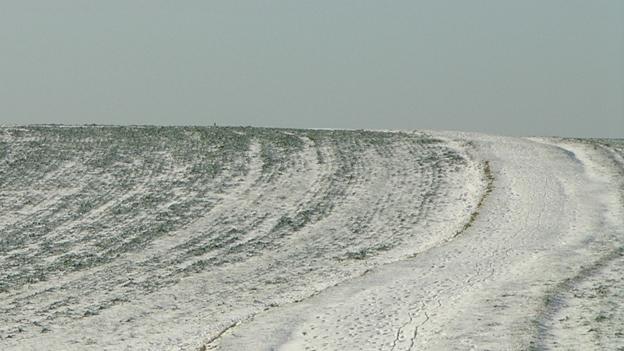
[{"left": 1, "top": 1, "right": 622, "bottom": 137}]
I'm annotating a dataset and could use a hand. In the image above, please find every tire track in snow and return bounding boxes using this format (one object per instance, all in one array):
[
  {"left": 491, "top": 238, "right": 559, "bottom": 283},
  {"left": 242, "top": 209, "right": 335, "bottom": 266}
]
[{"left": 532, "top": 139, "right": 624, "bottom": 351}]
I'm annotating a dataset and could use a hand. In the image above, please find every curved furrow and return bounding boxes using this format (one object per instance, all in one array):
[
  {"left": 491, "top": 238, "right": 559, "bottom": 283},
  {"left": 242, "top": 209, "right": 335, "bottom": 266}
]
[
  {"left": 0, "top": 127, "right": 258, "bottom": 331},
  {"left": 205, "top": 135, "right": 484, "bottom": 350},
  {"left": 0, "top": 128, "right": 339, "bottom": 338},
  {"left": 0, "top": 127, "right": 482, "bottom": 350},
  {"left": 172, "top": 135, "right": 324, "bottom": 270}
]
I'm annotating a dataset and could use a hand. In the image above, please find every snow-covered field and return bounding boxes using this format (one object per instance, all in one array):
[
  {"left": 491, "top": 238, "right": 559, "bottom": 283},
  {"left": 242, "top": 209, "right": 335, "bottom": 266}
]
[{"left": 0, "top": 126, "right": 622, "bottom": 350}]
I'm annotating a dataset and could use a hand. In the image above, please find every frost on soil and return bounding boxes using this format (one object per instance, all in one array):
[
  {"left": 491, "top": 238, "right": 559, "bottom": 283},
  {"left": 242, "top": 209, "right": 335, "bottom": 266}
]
[{"left": 0, "top": 126, "right": 622, "bottom": 350}]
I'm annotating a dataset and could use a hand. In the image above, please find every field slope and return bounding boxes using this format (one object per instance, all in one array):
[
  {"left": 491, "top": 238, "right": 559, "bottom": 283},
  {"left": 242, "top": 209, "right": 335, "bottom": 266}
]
[{"left": 0, "top": 126, "right": 622, "bottom": 350}]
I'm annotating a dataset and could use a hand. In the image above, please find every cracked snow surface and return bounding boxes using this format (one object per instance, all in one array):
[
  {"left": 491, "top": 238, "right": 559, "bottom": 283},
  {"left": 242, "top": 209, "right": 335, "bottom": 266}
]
[{"left": 0, "top": 126, "right": 622, "bottom": 350}]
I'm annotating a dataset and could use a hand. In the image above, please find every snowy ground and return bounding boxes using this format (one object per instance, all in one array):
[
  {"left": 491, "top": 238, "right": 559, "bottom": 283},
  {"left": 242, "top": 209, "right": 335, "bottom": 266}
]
[{"left": 0, "top": 126, "right": 622, "bottom": 350}]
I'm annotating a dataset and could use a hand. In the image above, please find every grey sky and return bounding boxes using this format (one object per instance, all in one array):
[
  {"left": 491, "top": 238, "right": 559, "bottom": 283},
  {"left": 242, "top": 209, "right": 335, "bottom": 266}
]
[{"left": 1, "top": 1, "right": 622, "bottom": 138}]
